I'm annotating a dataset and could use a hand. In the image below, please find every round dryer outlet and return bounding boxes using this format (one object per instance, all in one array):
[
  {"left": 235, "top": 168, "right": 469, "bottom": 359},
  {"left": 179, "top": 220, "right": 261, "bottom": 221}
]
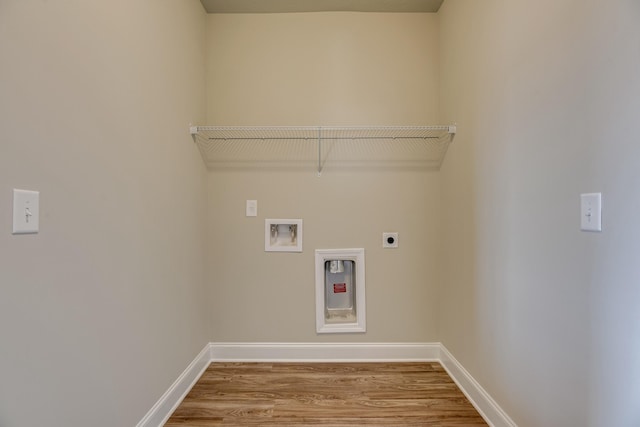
[{"left": 382, "top": 232, "right": 399, "bottom": 248}]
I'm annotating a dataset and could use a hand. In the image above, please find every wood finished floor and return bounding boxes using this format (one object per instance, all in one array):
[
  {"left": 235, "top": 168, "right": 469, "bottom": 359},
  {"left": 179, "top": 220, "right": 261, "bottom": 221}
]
[{"left": 164, "top": 362, "right": 488, "bottom": 426}]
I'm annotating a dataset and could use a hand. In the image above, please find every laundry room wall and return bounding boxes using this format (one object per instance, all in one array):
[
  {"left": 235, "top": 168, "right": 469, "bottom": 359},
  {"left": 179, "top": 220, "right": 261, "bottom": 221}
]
[
  {"left": 204, "top": 12, "right": 443, "bottom": 342},
  {"left": 438, "top": 0, "right": 640, "bottom": 425},
  {"left": 0, "top": 1, "right": 209, "bottom": 426}
]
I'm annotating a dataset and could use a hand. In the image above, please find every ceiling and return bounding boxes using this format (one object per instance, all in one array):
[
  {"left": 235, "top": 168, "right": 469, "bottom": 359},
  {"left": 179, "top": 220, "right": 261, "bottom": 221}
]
[{"left": 200, "top": 0, "right": 444, "bottom": 13}]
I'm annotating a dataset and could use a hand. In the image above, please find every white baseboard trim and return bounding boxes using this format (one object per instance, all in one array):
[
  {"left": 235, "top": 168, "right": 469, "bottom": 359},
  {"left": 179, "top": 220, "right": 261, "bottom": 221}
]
[
  {"left": 136, "top": 343, "right": 211, "bottom": 427},
  {"left": 138, "top": 342, "right": 516, "bottom": 427},
  {"left": 210, "top": 342, "right": 440, "bottom": 362},
  {"left": 439, "top": 345, "right": 517, "bottom": 427}
]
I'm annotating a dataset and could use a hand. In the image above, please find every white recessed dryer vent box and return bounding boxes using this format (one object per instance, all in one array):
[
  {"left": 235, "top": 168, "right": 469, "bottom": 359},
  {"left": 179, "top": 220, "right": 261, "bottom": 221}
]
[{"left": 265, "top": 219, "right": 303, "bottom": 252}]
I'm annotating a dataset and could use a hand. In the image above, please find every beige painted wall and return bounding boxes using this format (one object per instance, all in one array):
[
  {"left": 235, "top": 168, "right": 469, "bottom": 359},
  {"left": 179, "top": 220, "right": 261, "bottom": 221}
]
[
  {"left": 438, "top": 0, "right": 640, "bottom": 426},
  {"left": 0, "top": 1, "right": 208, "bottom": 426},
  {"left": 206, "top": 12, "right": 439, "bottom": 126},
  {"left": 205, "top": 13, "right": 442, "bottom": 342}
]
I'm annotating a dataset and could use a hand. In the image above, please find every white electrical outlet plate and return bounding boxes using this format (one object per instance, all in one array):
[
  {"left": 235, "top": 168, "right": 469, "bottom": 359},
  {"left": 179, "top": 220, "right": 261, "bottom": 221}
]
[
  {"left": 13, "top": 189, "right": 39, "bottom": 234},
  {"left": 581, "top": 193, "right": 602, "bottom": 232},
  {"left": 382, "top": 232, "right": 398, "bottom": 248},
  {"left": 246, "top": 200, "right": 257, "bottom": 217}
]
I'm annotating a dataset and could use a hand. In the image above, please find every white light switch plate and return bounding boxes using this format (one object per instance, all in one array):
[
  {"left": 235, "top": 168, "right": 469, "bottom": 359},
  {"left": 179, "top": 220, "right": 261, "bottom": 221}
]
[
  {"left": 581, "top": 193, "right": 602, "bottom": 232},
  {"left": 13, "top": 189, "right": 39, "bottom": 234},
  {"left": 246, "top": 200, "right": 257, "bottom": 217}
]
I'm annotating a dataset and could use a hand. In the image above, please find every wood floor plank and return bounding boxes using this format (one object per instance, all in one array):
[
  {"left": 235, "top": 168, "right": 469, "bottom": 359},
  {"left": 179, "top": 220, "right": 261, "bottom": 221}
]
[{"left": 164, "top": 362, "right": 488, "bottom": 426}]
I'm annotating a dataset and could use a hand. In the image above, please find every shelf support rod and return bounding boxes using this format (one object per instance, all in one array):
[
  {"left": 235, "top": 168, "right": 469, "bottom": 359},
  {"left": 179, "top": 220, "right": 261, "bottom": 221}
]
[{"left": 317, "top": 127, "right": 322, "bottom": 176}]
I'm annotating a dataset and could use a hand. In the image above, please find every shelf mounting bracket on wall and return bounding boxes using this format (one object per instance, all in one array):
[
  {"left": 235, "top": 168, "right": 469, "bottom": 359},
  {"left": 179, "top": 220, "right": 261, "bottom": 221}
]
[{"left": 190, "top": 125, "right": 456, "bottom": 173}]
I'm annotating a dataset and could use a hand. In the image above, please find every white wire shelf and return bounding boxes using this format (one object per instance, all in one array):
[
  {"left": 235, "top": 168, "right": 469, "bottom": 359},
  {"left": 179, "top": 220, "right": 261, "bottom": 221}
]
[{"left": 190, "top": 125, "right": 456, "bottom": 174}]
